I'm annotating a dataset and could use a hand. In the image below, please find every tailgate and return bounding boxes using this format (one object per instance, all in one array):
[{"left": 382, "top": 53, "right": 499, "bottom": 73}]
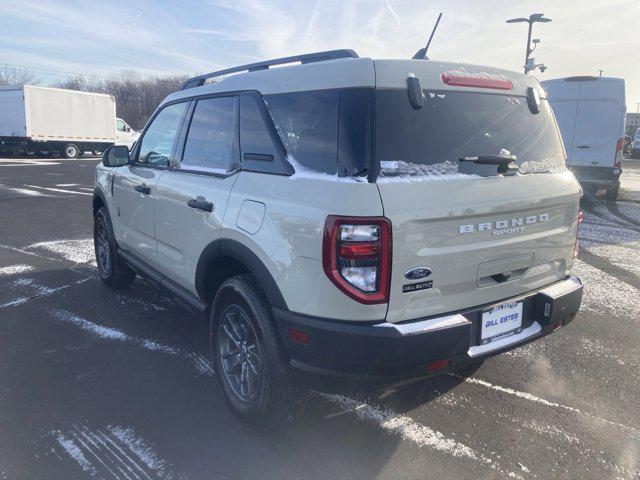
[{"left": 379, "top": 172, "right": 581, "bottom": 323}]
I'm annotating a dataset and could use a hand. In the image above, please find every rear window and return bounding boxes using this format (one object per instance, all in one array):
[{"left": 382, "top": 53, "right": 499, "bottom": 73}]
[
  {"left": 375, "top": 90, "right": 566, "bottom": 179},
  {"left": 265, "top": 89, "right": 372, "bottom": 178}
]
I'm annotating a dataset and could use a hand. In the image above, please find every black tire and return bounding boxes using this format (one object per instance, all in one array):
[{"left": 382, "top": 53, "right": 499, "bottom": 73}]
[
  {"left": 36, "top": 146, "right": 52, "bottom": 158},
  {"left": 78, "top": 150, "right": 85, "bottom": 157},
  {"left": 211, "top": 275, "right": 305, "bottom": 427},
  {"left": 61, "top": 143, "right": 80, "bottom": 159},
  {"left": 91, "top": 150, "right": 102, "bottom": 157},
  {"left": 24, "top": 145, "right": 36, "bottom": 157},
  {"left": 606, "top": 183, "right": 620, "bottom": 202},
  {"left": 94, "top": 207, "right": 136, "bottom": 289}
]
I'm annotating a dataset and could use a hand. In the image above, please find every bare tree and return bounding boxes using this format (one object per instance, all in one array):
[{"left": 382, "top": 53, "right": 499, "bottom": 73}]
[{"left": 0, "top": 65, "right": 36, "bottom": 86}]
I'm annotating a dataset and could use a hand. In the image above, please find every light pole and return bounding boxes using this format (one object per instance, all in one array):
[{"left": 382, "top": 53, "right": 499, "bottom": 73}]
[
  {"left": 506, "top": 13, "right": 552, "bottom": 74},
  {"left": 636, "top": 102, "right": 640, "bottom": 129}
]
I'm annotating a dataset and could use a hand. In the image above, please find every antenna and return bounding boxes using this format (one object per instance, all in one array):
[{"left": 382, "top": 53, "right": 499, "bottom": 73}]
[{"left": 412, "top": 12, "right": 442, "bottom": 60}]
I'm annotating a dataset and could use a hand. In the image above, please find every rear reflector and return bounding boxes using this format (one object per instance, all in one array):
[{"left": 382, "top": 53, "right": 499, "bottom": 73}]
[
  {"left": 426, "top": 358, "right": 451, "bottom": 373},
  {"left": 288, "top": 328, "right": 310, "bottom": 345},
  {"left": 441, "top": 74, "right": 512, "bottom": 90}
]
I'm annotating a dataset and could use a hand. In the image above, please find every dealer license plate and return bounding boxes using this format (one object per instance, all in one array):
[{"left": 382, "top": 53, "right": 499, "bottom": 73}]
[{"left": 480, "top": 301, "right": 523, "bottom": 345}]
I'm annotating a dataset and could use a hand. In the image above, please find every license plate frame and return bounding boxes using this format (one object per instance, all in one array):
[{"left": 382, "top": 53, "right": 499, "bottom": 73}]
[{"left": 480, "top": 300, "right": 524, "bottom": 345}]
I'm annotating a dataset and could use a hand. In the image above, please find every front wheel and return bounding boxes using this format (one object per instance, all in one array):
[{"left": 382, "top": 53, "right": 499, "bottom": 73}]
[
  {"left": 211, "top": 275, "right": 305, "bottom": 427},
  {"left": 94, "top": 207, "right": 136, "bottom": 289}
]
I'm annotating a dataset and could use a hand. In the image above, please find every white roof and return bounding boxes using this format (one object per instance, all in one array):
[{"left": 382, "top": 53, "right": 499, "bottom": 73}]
[{"left": 162, "top": 56, "right": 542, "bottom": 107}]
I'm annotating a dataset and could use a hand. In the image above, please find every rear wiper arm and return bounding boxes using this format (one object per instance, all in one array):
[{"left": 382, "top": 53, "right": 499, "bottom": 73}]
[{"left": 459, "top": 154, "right": 519, "bottom": 175}]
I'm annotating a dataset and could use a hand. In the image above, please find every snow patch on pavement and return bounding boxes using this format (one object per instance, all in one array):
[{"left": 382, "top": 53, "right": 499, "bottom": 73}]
[
  {"left": 26, "top": 239, "right": 95, "bottom": 265},
  {"left": 572, "top": 259, "right": 640, "bottom": 319},
  {"left": 458, "top": 375, "right": 640, "bottom": 435},
  {"left": 54, "top": 426, "right": 175, "bottom": 479},
  {"left": 319, "top": 392, "right": 523, "bottom": 479},
  {"left": 0, "top": 264, "right": 33, "bottom": 276},
  {"left": 50, "top": 309, "right": 214, "bottom": 376},
  {"left": 55, "top": 433, "right": 97, "bottom": 475}
]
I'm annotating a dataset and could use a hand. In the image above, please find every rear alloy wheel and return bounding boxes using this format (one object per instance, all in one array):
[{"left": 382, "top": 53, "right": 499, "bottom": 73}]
[
  {"left": 61, "top": 143, "right": 80, "bottom": 159},
  {"left": 211, "top": 275, "right": 305, "bottom": 427},
  {"left": 218, "top": 304, "right": 263, "bottom": 403}
]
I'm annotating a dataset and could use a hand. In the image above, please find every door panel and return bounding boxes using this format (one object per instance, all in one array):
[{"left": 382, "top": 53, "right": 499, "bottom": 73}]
[
  {"left": 111, "top": 101, "right": 189, "bottom": 268},
  {"left": 113, "top": 166, "right": 164, "bottom": 266},
  {"left": 155, "top": 173, "right": 238, "bottom": 290},
  {"left": 153, "top": 95, "right": 239, "bottom": 292},
  {"left": 572, "top": 100, "right": 620, "bottom": 167}
]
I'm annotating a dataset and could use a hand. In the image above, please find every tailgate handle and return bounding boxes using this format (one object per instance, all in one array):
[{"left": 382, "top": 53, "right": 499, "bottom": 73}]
[{"left": 491, "top": 272, "right": 512, "bottom": 283}]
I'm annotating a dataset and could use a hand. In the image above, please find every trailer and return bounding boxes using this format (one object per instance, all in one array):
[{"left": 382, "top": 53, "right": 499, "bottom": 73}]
[{"left": 0, "top": 85, "right": 118, "bottom": 158}]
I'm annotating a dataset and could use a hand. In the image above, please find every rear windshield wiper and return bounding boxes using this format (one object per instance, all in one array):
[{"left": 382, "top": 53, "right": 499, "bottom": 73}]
[{"left": 459, "top": 154, "right": 519, "bottom": 175}]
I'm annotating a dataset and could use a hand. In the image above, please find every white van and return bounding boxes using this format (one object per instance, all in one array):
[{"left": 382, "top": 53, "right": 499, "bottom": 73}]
[{"left": 542, "top": 76, "right": 625, "bottom": 200}]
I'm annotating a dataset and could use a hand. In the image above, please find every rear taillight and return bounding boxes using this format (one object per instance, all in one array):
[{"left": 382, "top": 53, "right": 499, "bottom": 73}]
[
  {"left": 614, "top": 137, "right": 624, "bottom": 169},
  {"left": 322, "top": 216, "right": 391, "bottom": 304},
  {"left": 573, "top": 210, "right": 584, "bottom": 259}
]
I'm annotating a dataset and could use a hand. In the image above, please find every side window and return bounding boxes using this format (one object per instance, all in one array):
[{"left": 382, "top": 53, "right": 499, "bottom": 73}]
[
  {"left": 239, "top": 93, "right": 288, "bottom": 175},
  {"left": 265, "top": 90, "right": 339, "bottom": 174},
  {"left": 116, "top": 119, "right": 126, "bottom": 132},
  {"left": 138, "top": 102, "right": 188, "bottom": 167},
  {"left": 181, "top": 96, "right": 238, "bottom": 173}
]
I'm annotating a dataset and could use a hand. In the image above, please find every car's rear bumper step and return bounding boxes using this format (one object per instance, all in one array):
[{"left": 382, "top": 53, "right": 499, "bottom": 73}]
[{"left": 273, "top": 276, "right": 582, "bottom": 388}]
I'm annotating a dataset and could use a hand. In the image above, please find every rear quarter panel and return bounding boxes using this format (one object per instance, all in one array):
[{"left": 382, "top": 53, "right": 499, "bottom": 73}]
[{"left": 224, "top": 172, "right": 387, "bottom": 321}]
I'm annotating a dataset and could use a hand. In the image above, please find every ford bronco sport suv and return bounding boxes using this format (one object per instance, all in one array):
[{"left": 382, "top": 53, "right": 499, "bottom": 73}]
[{"left": 93, "top": 49, "right": 583, "bottom": 425}]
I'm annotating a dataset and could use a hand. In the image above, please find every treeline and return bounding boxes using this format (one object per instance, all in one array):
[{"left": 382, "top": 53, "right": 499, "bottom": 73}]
[
  {"left": 1, "top": 65, "right": 189, "bottom": 130},
  {"left": 53, "top": 71, "right": 189, "bottom": 130}
]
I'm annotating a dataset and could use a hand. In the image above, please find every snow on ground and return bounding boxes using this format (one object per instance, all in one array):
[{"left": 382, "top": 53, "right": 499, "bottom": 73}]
[
  {"left": 0, "top": 264, "right": 33, "bottom": 276},
  {"left": 26, "top": 238, "right": 95, "bottom": 265},
  {"left": 572, "top": 259, "right": 640, "bottom": 320},
  {"left": 50, "top": 310, "right": 214, "bottom": 376},
  {"left": 54, "top": 426, "right": 175, "bottom": 479}
]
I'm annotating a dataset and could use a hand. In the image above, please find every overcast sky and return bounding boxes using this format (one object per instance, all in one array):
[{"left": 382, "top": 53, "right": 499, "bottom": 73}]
[{"left": 1, "top": 0, "right": 639, "bottom": 107}]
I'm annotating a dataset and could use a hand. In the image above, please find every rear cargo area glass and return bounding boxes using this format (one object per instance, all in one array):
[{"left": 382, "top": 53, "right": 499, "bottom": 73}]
[{"left": 375, "top": 90, "right": 565, "bottom": 177}]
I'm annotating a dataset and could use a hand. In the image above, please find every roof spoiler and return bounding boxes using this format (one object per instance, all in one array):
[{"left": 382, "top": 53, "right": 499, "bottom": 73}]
[
  {"left": 564, "top": 76, "right": 599, "bottom": 82},
  {"left": 181, "top": 49, "right": 359, "bottom": 90}
]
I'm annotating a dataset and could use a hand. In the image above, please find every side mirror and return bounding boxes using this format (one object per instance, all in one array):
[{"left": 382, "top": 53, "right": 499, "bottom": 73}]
[
  {"left": 125, "top": 126, "right": 131, "bottom": 132},
  {"left": 407, "top": 76, "right": 424, "bottom": 110},
  {"left": 102, "top": 145, "right": 130, "bottom": 167}
]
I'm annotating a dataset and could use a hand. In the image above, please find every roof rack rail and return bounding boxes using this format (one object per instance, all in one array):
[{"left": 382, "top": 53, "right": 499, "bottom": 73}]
[{"left": 181, "top": 49, "right": 359, "bottom": 90}]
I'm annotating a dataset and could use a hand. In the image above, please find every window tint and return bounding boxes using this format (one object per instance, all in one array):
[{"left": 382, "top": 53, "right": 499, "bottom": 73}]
[
  {"left": 375, "top": 90, "right": 566, "bottom": 177},
  {"left": 138, "top": 102, "right": 188, "bottom": 167},
  {"left": 181, "top": 96, "right": 238, "bottom": 173},
  {"left": 265, "top": 90, "right": 339, "bottom": 174}
]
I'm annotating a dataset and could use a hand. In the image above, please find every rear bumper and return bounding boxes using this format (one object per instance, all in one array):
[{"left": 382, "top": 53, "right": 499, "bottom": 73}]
[
  {"left": 273, "top": 276, "right": 582, "bottom": 389},
  {"left": 570, "top": 166, "right": 621, "bottom": 188}
]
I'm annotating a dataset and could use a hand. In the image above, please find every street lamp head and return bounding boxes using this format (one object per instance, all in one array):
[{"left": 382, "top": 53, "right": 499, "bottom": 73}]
[
  {"left": 530, "top": 13, "right": 552, "bottom": 23},
  {"left": 506, "top": 17, "right": 529, "bottom": 23},
  {"left": 532, "top": 38, "right": 540, "bottom": 44}
]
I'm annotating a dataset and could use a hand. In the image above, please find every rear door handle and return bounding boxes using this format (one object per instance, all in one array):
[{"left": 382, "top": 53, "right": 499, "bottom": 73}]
[
  {"left": 188, "top": 196, "right": 214, "bottom": 212},
  {"left": 134, "top": 184, "right": 150, "bottom": 195},
  {"left": 577, "top": 145, "right": 590, "bottom": 149}
]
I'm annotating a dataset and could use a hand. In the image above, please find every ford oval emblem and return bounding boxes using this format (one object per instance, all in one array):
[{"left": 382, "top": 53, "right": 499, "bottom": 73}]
[{"left": 404, "top": 267, "right": 432, "bottom": 280}]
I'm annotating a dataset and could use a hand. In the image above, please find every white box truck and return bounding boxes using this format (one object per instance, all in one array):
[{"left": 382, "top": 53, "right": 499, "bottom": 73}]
[
  {"left": 542, "top": 76, "right": 626, "bottom": 201},
  {"left": 0, "top": 85, "right": 138, "bottom": 158}
]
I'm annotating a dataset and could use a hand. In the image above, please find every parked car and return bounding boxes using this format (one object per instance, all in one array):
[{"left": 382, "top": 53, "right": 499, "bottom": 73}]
[
  {"left": 542, "top": 76, "right": 626, "bottom": 201},
  {"left": 93, "top": 50, "right": 583, "bottom": 425},
  {"left": 0, "top": 85, "right": 139, "bottom": 158}
]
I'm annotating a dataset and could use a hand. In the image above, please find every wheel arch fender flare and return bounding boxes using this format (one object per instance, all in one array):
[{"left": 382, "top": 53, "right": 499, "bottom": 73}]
[
  {"left": 93, "top": 186, "right": 109, "bottom": 217},
  {"left": 195, "top": 238, "right": 288, "bottom": 310}
]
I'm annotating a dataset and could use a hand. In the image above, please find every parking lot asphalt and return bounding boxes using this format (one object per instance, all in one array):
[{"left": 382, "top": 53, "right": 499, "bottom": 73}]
[{"left": 0, "top": 156, "right": 639, "bottom": 480}]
